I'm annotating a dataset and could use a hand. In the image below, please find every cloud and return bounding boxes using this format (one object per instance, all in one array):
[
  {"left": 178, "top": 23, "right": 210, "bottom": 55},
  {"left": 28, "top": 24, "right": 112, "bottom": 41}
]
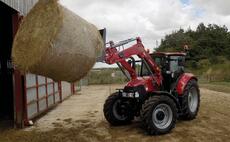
[
  {"left": 61, "top": 0, "right": 194, "bottom": 49},
  {"left": 190, "top": 0, "right": 230, "bottom": 28},
  {"left": 192, "top": 0, "right": 230, "bottom": 16},
  {"left": 60, "top": 0, "right": 230, "bottom": 45},
  {"left": 60, "top": 0, "right": 230, "bottom": 68}
]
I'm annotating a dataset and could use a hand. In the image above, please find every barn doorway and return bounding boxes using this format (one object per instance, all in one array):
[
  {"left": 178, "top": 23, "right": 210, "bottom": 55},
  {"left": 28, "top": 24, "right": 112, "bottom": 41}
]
[{"left": 0, "top": 2, "right": 17, "bottom": 128}]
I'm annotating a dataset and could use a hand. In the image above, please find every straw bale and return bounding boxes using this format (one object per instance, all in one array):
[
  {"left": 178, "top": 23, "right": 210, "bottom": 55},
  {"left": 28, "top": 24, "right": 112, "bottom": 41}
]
[{"left": 12, "top": 0, "right": 103, "bottom": 82}]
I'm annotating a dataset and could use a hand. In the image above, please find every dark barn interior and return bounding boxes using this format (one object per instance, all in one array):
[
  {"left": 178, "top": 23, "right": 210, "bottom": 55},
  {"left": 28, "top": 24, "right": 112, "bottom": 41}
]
[
  {"left": 0, "top": 1, "right": 79, "bottom": 129},
  {"left": 0, "top": 2, "right": 17, "bottom": 127}
]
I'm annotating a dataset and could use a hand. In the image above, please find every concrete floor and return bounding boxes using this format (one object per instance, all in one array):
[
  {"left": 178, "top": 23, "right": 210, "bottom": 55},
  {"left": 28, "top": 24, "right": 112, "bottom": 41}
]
[
  {"left": 28, "top": 84, "right": 121, "bottom": 131},
  {"left": 25, "top": 84, "right": 230, "bottom": 142}
]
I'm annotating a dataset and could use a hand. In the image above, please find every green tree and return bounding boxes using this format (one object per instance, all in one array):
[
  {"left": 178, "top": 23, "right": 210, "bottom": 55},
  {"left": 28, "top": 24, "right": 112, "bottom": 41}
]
[{"left": 157, "top": 23, "right": 230, "bottom": 64}]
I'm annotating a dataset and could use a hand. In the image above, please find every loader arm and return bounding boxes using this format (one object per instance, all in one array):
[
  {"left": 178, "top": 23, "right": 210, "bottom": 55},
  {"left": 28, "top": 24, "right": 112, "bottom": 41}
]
[{"left": 104, "top": 37, "right": 163, "bottom": 86}]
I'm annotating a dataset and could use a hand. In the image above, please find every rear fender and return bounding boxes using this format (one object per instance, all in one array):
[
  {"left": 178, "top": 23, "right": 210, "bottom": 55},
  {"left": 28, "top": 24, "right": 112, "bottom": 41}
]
[{"left": 176, "top": 73, "right": 197, "bottom": 96}]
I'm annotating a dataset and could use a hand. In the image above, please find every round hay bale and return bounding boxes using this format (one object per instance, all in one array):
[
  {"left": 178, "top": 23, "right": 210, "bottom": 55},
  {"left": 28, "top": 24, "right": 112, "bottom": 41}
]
[{"left": 12, "top": 0, "right": 103, "bottom": 82}]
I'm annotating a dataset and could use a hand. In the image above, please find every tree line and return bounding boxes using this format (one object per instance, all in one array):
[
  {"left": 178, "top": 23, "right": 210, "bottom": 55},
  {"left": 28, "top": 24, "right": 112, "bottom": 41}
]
[{"left": 157, "top": 23, "right": 230, "bottom": 63}]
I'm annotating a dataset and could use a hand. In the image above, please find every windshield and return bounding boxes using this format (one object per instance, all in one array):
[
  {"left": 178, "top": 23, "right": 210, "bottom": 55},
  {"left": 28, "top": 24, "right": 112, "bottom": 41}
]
[{"left": 169, "top": 56, "right": 185, "bottom": 72}]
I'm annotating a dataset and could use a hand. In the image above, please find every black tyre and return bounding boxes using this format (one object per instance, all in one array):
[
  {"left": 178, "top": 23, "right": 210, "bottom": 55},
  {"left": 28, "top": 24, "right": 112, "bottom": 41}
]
[
  {"left": 140, "top": 95, "right": 177, "bottom": 135},
  {"left": 180, "top": 79, "right": 200, "bottom": 120},
  {"left": 103, "top": 92, "right": 134, "bottom": 126}
]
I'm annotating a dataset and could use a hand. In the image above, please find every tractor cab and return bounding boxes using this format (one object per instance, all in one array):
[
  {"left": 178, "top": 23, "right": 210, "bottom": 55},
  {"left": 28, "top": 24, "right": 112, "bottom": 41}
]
[
  {"left": 140, "top": 52, "right": 186, "bottom": 92},
  {"left": 152, "top": 52, "right": 186, "bottom": 91}
]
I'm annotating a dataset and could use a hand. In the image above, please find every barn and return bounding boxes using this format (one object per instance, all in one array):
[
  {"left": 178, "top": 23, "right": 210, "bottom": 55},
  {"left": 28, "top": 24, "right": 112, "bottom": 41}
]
[{"left": 0, "top": 0, "right": 80, "bottom": 128}]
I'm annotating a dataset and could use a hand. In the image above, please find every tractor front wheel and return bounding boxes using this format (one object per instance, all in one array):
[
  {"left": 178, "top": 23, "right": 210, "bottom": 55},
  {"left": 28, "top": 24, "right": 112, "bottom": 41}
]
[
  {"left": 140, "top": 95, "right": 177, "bottom": 135},
  {"left": 103, "top": 92, "right": 134, "bottom": 126}
]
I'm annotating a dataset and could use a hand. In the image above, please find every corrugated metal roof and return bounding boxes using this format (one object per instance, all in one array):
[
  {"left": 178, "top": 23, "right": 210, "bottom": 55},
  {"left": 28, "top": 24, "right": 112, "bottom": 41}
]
[{"left": 0, "top": 0, "right": 38, "bottom": 15}]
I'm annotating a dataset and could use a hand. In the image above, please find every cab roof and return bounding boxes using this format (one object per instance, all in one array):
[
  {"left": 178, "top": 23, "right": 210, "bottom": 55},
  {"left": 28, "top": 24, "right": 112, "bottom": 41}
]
[{"left": 151, "top": 52, "right": 186, "bottom": 56}]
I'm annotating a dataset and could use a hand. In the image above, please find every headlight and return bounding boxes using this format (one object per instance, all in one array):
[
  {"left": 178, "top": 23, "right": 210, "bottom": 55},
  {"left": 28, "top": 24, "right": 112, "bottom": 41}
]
[
  {"left": 135, "top": 92, "right": 139, "bottom": 98},
  {"left": 121, "top": 92, "right": 140, "bottom": 98},
  {"left": 127, "top": 93, "right": 134, "bottom": 97},
  {"left": 122, "top": 92, "right": 127, "bottom": 97},
  {"left": 122, "top": 92, "right": 134, "bottom": 98}
]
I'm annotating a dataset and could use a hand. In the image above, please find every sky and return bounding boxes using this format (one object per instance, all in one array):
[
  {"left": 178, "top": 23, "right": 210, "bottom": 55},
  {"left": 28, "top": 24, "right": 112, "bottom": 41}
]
[{"left": 60, "top": 0, "right": 230, "bottom": 68}]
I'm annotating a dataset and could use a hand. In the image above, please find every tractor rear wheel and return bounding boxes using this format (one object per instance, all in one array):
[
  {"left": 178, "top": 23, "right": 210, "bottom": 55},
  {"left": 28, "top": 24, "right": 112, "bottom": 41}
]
[
  {"left": 180, "top": 79, "right": 200, "bottom": 120},
  {"left": 140, "top": 95, "right": 177, "bottom": 135},
  {"left": 103, "top": 92, "right": 134, "bottom": 126}
]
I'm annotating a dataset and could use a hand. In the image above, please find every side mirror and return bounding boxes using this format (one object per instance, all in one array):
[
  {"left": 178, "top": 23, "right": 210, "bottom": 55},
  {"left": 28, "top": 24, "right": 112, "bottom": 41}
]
[
  {"left": 96, "top": 28, "right": 106, "bottom": 62},
  {"left": 99, "top": 28, "right": 106, "bottom": 45},
  {"left": 128, "top": 60, "right": 132, "bottom": 65},
  {"left": 128, "top": 57, "right": 136, "bottom": 69}
]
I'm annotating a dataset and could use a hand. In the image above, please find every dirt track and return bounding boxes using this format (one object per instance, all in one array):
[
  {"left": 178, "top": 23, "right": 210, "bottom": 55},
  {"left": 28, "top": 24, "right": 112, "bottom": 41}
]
[{"left": 22, "top": 84, "right": 230, "bottom": 142}]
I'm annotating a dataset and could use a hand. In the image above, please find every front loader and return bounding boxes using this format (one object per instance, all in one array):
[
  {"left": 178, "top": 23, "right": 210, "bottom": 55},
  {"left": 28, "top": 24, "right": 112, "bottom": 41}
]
[{"left": 101, "top": 37, "right": 200, "bottom": 135}]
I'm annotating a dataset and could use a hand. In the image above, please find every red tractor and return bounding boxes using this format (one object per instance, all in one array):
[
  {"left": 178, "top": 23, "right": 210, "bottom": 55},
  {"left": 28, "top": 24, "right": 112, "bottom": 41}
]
[{"left": 102, "top": 37, "right": 200, "bottom": 135}]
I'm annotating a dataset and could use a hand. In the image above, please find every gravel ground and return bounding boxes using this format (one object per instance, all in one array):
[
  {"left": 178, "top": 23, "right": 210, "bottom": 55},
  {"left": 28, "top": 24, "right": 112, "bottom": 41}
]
[{"left": 1, "top": 84, "right": 230, "bottom": 142}]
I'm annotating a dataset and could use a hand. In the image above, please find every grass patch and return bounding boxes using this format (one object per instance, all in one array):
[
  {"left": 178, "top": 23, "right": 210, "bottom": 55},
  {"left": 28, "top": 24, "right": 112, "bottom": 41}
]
[
  {"left": 86, "top": 68, "right": 127, "bottom": 85},
  {"left": 199, "top": 81, "right": 230, "bottom": 94}
]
